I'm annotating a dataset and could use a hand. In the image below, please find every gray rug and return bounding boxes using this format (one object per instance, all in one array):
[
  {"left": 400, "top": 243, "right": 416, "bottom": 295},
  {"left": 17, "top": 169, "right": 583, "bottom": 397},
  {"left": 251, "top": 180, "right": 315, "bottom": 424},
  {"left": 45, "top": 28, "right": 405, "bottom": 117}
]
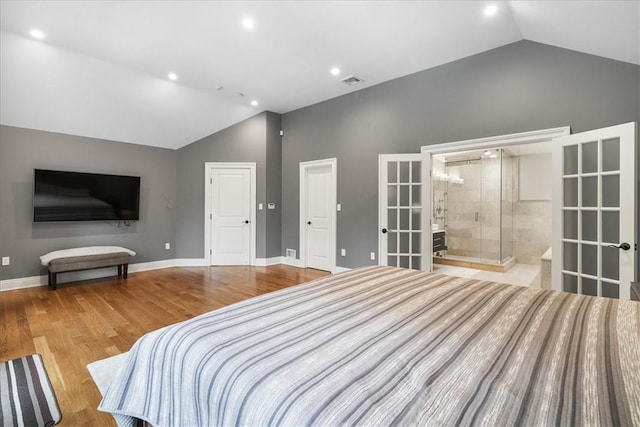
[
  {"left": 0, "top": 354, "right": 62, "bottom": 427},
  {"left": 86, "top": 352, "right": 129, "bottom": 397}
]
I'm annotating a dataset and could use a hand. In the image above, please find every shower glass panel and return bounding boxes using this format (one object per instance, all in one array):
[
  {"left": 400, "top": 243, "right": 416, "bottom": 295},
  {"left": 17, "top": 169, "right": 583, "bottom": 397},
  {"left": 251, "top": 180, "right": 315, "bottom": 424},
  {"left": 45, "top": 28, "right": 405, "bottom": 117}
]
[
  {"left": 442, "top": 149, "right": 514, "bottom": 265},
  {"left": 500, "top": 150, "right": 514, "bottom": 263}
]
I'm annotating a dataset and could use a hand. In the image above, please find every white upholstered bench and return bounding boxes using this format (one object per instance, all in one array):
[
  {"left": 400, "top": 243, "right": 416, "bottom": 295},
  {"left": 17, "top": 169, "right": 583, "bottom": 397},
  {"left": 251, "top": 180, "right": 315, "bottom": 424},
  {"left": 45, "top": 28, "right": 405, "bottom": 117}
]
[{"left": 40, "top": 246, "right": 136, "bottom": 290}]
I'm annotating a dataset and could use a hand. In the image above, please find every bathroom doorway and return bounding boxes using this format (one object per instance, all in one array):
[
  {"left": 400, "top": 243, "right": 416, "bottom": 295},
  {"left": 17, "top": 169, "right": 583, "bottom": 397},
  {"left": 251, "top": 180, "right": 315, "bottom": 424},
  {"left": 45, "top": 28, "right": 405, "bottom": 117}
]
[{"left": 432, "top": 148, "right": 516, "bottom": 271}]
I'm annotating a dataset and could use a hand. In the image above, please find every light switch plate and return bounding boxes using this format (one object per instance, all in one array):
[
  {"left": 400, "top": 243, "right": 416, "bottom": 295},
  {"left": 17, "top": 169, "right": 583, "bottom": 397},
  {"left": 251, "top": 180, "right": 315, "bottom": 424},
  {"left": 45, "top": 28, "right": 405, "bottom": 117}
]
[
  {"left": 268, "top": 203, "right": 276, "bottom": 209},
  {"left": 1, "top": 257, "right": 9, "bottom": 266}
]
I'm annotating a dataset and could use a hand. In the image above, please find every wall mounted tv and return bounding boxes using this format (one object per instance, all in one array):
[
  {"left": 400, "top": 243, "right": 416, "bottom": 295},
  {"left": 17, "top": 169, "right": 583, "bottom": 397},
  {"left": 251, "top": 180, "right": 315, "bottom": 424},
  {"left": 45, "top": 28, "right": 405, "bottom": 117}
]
[{"left": 33, "top": 169, "right": 140, "bottom": 222}]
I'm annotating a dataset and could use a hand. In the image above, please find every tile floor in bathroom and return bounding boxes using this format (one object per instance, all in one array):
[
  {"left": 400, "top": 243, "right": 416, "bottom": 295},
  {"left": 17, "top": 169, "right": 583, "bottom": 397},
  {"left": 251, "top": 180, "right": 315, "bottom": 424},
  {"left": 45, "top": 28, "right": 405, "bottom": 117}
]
[{"left": 433, "top": 262, "right": 541, "bottom": 288}]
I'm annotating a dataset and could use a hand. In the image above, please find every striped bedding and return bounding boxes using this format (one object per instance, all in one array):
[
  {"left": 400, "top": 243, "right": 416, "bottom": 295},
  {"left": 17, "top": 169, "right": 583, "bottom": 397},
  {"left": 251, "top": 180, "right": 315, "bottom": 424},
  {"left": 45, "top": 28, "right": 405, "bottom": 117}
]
[{"left": 99, "top": 266, "right": 640, "bottom": 426}]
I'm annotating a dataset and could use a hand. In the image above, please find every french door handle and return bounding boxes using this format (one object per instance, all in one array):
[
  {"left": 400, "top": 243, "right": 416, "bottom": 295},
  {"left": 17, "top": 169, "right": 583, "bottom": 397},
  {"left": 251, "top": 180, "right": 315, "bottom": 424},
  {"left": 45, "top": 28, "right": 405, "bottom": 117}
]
[
  {"left": 307, "top": 221, "right": 312, "bottom": 225},
  {"left": 608, "top": 242, "right": 631, "bottom": 251},
  {"left": 244, "top": 220, "right": 249, "bottom": 224},
  {"left": 381, "top": 228, "right": 388, "bottom": 234}
]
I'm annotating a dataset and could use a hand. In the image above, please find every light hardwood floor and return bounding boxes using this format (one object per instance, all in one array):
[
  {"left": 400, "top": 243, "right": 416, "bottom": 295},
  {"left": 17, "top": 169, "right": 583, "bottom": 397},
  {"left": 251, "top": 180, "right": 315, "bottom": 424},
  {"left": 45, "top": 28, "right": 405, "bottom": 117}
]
[{"left": 0, "top": 265, "right": 328, "bottom": 426}]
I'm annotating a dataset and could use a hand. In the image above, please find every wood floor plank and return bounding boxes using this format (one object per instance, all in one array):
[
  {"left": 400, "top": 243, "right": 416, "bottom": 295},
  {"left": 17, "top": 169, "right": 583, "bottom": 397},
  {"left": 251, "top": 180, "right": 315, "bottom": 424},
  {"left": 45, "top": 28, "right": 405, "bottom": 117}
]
[{"left": 0, "top": 265, "right": 328, "bottom": 426}]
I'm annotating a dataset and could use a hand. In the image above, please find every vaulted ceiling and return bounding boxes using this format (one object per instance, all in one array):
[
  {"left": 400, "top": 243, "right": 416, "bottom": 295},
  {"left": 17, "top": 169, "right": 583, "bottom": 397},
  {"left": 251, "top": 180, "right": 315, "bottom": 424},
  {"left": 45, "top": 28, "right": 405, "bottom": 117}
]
[{"left": 1, "top": 1, "right": 638, "bottom": 149}]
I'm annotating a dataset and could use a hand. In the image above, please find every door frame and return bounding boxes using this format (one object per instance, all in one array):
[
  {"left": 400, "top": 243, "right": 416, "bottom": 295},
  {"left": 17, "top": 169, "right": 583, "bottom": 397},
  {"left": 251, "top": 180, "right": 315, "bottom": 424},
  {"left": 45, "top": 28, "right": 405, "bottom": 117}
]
[
  {"left": 204, "top": 162, "right": 257, "bottom": 266},
  {"left": 299, "top": 158, "right": 337, "bottom": 273}
]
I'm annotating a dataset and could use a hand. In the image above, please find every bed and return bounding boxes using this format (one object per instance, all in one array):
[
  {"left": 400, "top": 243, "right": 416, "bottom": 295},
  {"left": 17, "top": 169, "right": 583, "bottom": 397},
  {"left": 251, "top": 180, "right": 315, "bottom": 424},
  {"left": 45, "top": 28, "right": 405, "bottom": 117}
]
[{"left": 99, "top": 266, "right": 640, "bottom": 426}]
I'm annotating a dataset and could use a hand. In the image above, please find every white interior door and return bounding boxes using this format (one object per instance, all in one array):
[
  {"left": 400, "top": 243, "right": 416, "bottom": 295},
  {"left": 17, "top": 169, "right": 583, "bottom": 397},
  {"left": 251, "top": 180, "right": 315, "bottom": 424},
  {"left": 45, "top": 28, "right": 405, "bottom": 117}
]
[
  {"left": 552, "top": 122, "right": 637, "bottom": 299},
  {"left": 210, "top": 168, "right": 251, "bottom": 265},
  {"left": 300, "top": 159, "right": 336, "bottom": 272},
  {"left": 379, "top": 153, "right": 431, "bottom": 271}
]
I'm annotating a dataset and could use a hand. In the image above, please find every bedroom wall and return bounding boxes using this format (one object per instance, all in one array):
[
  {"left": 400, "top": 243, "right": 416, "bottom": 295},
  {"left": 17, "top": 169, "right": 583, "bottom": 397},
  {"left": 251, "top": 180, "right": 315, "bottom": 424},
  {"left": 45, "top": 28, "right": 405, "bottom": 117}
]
[
  {"left": 0, "top": 125, "right": 177, "bottom": 282},
  {"left": 175, "top": 111, "right": 283, "bottom": 260},
  {"left": 281, "top": 40, "right": 640, "bottom": 269}
]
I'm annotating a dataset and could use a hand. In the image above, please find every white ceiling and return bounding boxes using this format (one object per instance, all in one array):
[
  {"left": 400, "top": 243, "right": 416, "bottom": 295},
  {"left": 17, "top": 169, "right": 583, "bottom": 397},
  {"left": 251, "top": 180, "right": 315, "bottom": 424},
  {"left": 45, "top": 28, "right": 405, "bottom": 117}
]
[{"left": 1, "top": 1, "right": 638, "bottom": 149}]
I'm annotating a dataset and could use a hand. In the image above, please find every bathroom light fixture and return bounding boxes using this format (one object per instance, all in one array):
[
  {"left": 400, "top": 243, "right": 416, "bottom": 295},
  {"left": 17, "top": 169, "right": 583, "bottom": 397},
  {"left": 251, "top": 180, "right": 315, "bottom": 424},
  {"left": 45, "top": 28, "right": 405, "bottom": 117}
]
[
  {"left": 242, "top": 18, "right": 254, "bottom": 30},
  {"left": 251, "top": 100, "right": 258, "bottom": 107},
  {"left": 168, "top": 73, "right": 178, "bottom": 81},
  {"left": 330, "top": 67, "right": 340, "bottom": 76},
  {"left": 484, "top": 4, "right": 498, "bottom": 16},
  {"left": 30, "top": 29, "right": 46, "bottom": 39}
]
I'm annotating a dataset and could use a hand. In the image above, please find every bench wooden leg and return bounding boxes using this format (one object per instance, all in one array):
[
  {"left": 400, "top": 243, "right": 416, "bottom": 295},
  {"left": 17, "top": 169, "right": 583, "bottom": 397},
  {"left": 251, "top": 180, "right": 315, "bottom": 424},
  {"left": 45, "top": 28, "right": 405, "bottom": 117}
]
[
  {"left": 123, "top": 264, "right": 129, "bottom": 279},
  {"left": 117, "top": 264, "right": 123, "bottom": 278},
  {"left": 49, "top": 271, "right": 57, "bottom": 290}
]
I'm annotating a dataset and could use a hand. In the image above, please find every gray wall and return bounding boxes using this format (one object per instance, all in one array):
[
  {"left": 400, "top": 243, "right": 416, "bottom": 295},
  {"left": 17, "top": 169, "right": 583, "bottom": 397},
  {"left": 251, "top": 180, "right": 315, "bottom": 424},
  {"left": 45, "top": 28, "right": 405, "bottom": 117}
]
[
  {"left": 175, "top": 111, "right": 282, "bottom": 259},
  {"left": 0, "top": 125, "right": 177, "bottom": 281},
  {"left": 281, "top": 40, "right": 640, "bottom": 268},
  {"left": 265, "top": 112, "right": 283, "bottom": 257}
]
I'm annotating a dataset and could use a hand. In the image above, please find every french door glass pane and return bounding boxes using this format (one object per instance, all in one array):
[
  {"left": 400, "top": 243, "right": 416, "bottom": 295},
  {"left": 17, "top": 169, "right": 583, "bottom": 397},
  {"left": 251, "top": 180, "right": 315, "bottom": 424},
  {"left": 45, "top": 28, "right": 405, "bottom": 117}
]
[
  {"left": 388, "top": 162, "right": 397, "bottom": 183},
  {"left": 399, "top": 162, "right": 410, "bottom": 183},
  {"left": 400, "top": 209, "right": 410, "bottom": 230},
  {"left": 582, "top": 278, "right": 598, "bottom": 296},
  {"left": 412, "top": 161, "right": 422, "bottom": 182},
  {"left": 602, "top": 282, "right": 619, "bottom": 299},
  {"left": 563, "top": 274, "right": 578, "bottom": 293},
  {"left": 601, "top": 211, "right": 619, "bottom": 243},
  {"left": 582, "top": 142, "right": 598, "bottom": 174},
  {"left": 400, "top": 186, "right": 410, "bottom": 206},
  {"left": 581, "top": 244, "right": 597, "bottom": 276},
  {"left": 581, "top": 176, "right": 597, "bottom": 207},
  {"left": 563, "top": 242, "right": 578, "bottom": 272},
  {"left": 388, "top": 232, "right": 397, "bottom": 253},
  {"left": 581, "top": 211, "right": 597, "bottom": 242},
  {"left": 601, "top": 246, "right": 619, "bottom": 280},
  {"left": 564, "top": 178, "right": 578, "bottom": 207},
  {"left": 399, "top": 233, "right": 409, "bottom": 253},
  {"left": 399, "top": 256, "right": 410, "bottom": 268},
  {"left": 564, "top": 145, "right": 578, "bottom": 174},
  {"left": 602, "top": 138, "right": 620, "bottom": 172},
  {"left": 388, "top": 185, "right": 397, "bottom": 206},
  {"left": 602, "top": 175, "right": 620, "bottom": 207},
  {"left": 563, "top": 210, "right": 578, "bottom": 239},
  {"left": 388, "top": 209, "right": 397, "bottom": 229}
]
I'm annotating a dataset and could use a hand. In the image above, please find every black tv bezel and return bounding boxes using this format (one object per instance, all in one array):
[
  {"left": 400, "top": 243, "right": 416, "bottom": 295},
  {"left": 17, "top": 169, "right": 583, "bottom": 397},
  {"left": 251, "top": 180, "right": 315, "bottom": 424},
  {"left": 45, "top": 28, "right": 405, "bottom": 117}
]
[{"left": 33, "top": 168, "right": 141, "bottom": 223}]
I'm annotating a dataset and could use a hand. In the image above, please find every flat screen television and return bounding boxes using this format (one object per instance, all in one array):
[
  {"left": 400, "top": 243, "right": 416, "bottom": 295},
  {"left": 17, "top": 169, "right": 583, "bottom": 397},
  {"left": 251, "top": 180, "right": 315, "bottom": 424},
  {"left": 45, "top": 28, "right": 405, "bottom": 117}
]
[{"left": 33, "top": 169, "right": 140, "bottom": 222}]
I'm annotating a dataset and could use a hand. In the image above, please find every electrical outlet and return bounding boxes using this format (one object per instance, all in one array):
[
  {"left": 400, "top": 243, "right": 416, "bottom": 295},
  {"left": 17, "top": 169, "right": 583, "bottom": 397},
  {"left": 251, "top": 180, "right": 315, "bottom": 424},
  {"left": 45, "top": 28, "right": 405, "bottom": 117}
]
[
  {"left": 165, "top": 243, "right": 171, "bottom": 250},
  {"left": 341, "top": 248, "right": 346, "bottom": 256},
  {"left": 1, "top": 256, "right": 9, "bottom": 266},
  {"left": 286, "top": 248, "right": 296, "bottom": 258},
  {"left": 370, "top": 252, "right": 376, "bottom": 261},
  {"left": 258, "top": 203, "right": 263, "bottom": 210},
  {"left": 336, "top": 204, "right": 341, "bottom": 211}
]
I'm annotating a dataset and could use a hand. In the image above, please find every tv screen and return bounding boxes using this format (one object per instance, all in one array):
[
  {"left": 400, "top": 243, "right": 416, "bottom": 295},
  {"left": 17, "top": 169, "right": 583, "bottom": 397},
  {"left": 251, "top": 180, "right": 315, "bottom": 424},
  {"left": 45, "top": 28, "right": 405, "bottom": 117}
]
[{"left": 33, "top": 169, "right": 140, "bottom": 222}]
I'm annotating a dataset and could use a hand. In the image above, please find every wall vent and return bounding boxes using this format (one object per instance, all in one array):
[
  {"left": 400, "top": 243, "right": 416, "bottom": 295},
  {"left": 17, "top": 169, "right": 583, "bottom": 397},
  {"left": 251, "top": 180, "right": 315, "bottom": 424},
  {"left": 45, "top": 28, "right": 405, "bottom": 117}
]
[
  {"left": 340, "top": 75, "right": 364, "bottom": 86},
  {"left": 286, "top": 248, "right": 296, "bottom": 258}
]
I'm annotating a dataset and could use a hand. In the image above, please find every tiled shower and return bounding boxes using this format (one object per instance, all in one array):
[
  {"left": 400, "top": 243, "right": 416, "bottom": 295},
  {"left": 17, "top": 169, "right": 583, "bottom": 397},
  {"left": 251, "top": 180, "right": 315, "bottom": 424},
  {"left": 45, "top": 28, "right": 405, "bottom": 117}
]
[{"left": 433, "top": 149, "right": 516, "bottom": 265}]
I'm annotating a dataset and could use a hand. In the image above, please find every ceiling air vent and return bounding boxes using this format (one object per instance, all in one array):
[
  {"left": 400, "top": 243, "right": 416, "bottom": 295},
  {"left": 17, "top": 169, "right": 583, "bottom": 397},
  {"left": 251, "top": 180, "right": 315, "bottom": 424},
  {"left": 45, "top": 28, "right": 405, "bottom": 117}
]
[{"left": 340, "top": 75, "right": 364, "bottom": 86}]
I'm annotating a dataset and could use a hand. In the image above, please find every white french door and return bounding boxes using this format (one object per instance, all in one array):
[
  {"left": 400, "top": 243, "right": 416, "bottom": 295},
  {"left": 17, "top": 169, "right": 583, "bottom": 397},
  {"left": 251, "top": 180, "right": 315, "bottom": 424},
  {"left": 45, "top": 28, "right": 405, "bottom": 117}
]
[
  {"left": 205, "top": 163, "right": 256, "bottom": 266},
  {"left": 300, "top": 159, "right": 337, "bottom": 272},
  {"left": 379, "top": 153, "right": 431, "bottom": 271},
  {"left": 552, "top": 122, "right": 637, "bottom": 299}
]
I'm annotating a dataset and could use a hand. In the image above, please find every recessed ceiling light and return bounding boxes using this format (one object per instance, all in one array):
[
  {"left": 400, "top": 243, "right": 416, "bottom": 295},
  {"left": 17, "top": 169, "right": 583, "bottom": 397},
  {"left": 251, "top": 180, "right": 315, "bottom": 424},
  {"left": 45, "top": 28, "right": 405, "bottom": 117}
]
[
  {"left": 330, "top": 67, "right": 340, "bottom": 76},
  {"left": 30, "top": 29, "right": 45, "bottom": 39},
  {"left": 168, "top": 73, "right": 178, "bottom": 81},
  {"left": 484, "top": 4, "right": 498, "bottom": 16},
  {"left": 250, "top": 100, "right": 258, "bottom": 107},
  {"left": 242, "top": 18, "right": 254, "bottom": 30}
]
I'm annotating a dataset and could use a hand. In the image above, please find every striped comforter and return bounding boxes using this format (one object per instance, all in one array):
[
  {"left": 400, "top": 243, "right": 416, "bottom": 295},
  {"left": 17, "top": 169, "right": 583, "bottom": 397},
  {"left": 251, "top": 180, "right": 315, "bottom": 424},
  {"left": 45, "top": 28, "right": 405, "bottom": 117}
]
[{"left": 99, "top": 266, "right": 640, "bottom": 426}]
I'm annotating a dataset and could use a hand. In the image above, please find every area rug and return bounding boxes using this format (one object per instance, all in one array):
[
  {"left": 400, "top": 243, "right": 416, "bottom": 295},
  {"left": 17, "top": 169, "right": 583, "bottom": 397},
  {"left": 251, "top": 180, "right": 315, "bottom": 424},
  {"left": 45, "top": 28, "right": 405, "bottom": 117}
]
[
  {"left": 86, "top": 352, "right": 129, "bottom": 397},
  {"left": 0, "top": 354, "right": 62, "bottom": 427}
]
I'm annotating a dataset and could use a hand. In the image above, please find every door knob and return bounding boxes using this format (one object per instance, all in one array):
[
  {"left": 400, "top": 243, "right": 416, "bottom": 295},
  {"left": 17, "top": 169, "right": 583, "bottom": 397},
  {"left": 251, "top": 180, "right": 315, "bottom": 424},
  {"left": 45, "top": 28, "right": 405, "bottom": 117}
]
[
  {"left": 244, "top": 220, "right": 249, "bottom": 224},
  {"left": 381, "top": 228, "right": 388, "bottom": 234},
  {"left": 608, "top": 242, "right": 631, "bottom": 250},
  {"left": 307, "top": 221, "right": 312, "bottom": 225}
]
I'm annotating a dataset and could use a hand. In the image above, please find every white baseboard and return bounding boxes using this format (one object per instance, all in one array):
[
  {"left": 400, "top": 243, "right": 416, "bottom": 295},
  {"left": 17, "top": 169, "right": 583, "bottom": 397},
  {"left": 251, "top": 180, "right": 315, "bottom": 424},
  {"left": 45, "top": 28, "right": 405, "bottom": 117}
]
[
  {"left": 280, "top": 257, "right": 302, "bottom": 268},
  {"left": 255, "top": 257, "right": 284, "bottom": 266},
  {"left": 0, "top": 257, "right": 337, "bottom": 292},
  {"left": 0, "top": 258, "right": 208, "bottom": 292}
]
